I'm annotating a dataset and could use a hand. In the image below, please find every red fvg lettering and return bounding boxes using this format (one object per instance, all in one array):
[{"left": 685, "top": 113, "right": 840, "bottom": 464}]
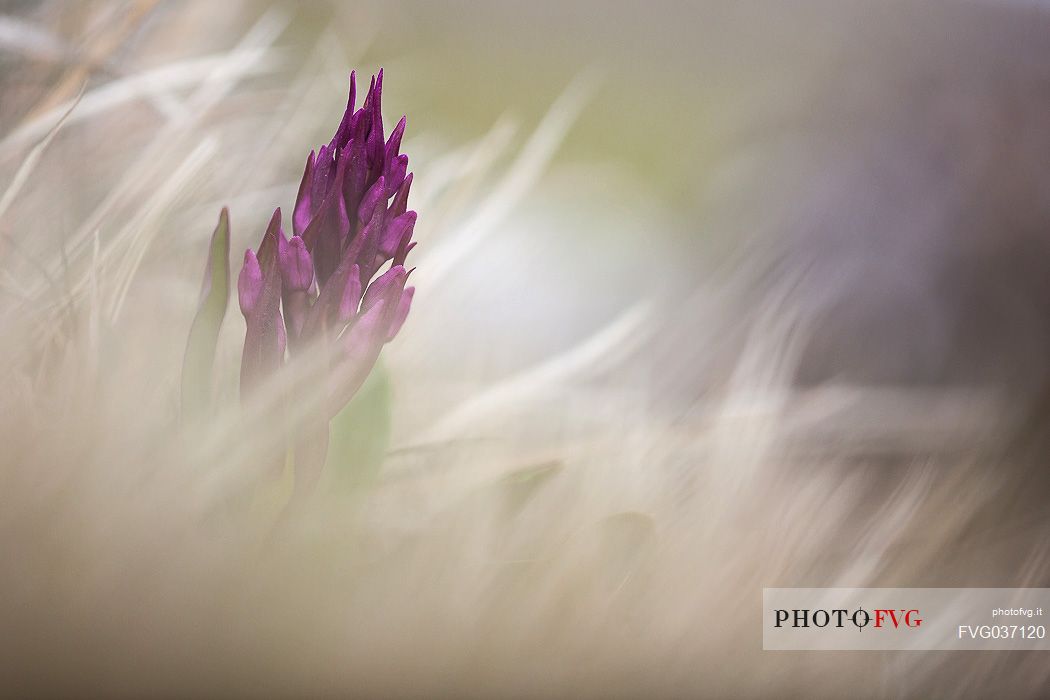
[{"left": 873, "top": 609, "right": 923, "bottom": 628}]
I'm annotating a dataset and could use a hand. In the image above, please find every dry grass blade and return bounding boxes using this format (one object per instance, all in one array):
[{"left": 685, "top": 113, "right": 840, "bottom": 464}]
[
  {"left": 18, "top": 8, "right": 290, "bottom": 309},
  {"left": 418, "top": 71, "right": 597, "bottom": 286},
  {"left": 416, "top": 300, "right": 653, "bottom": 443},
  {"left": 0, "top": 49, "right": 285, "bottom": 160},
  {"left": 0, "top": 83, "right": 82, "bottom": 222}
]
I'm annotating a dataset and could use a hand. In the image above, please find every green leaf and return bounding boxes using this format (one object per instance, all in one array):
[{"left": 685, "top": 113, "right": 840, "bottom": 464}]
[
  {"left": 181, "top": 207, "right": 231, "bottom": 419},
  {"left": 324, "top": 358, "right": 392, "bottom": 489}
]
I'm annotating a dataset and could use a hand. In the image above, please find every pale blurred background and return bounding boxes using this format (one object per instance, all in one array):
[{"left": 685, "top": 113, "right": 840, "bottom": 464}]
[{"left": 2, "top": 1, "right": 1050, "bottom": 697}]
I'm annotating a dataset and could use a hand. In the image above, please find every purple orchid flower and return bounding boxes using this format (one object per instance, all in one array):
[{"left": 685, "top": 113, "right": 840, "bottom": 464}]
[{"left": 235, "top": 70, "right": 417, "bottom": 488}]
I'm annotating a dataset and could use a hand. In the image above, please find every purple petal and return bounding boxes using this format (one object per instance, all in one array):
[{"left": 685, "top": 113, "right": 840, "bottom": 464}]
[
  {"left": 329, "top": 71, "right": 358, "bottom": 151},
  {"left": 386, "top": 285, "right": 414, "bottom": 341},
  {"left": 380, "top": 211, "right": 416, "bottom": 259},
  {"left": 282, "top": 289, "right": 309, "bottom": 349},
  {"left": 301, "top": 254, "right": 357, "bottom": 342},
  {"left": 384, "top": 154, "right": 408, "bottom": 197},
  {"left": 388, "top": 172, "right": 412, "bottom": 219},
  {"left": 385, "top": 116, "right": 406, "bottom": 162},
  {"left": 311, "top": 145, "right": 335, "bottom": 212},
  {"left": 302, "top": 152, "right": 350, "bottom": 286},
  {"left": 257, "top": 207, "right": 282, "bottom": 267},
  {"left": 279, "top": 235, "right": 314, "bottom": 292},
  {"left": 239, "top": 211, "right": 285, "bottom": 397},
  {"left": 345, "top": 298, "right": 387, "bottom": 351},
  {"left": 237, "top": 248, "right": 262, "bottom": 317},
  {"left": 342, "top": 115, "right": 371, "bottom": 225},
  {"left": 356, "top": 205, "right": 385, "bottom": 281},
  {"left": 292, "top": 151, "right": 316, "bottom": 238},
  {"left": 393, "top": 215, "right": 417, "bottom": 267},
  {"left": 328, "top": 299, "right": 388, "bottom": 416},
  {"left": 357, "top": 175, "right": 386, "bottom": 225},
  {"left": 361, "top": 265, "right": 407, "bottom": 316},
  {"left": 366, "top": 69, "right": 385, "bottom": 175},
  {"left": 338, "top": 265, "right": 363, "bottom": 324}
]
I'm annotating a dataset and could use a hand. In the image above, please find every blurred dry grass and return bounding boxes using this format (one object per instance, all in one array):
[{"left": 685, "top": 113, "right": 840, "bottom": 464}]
[{"left": 2, "top": 1, "right": 1050, "bottom": 698}]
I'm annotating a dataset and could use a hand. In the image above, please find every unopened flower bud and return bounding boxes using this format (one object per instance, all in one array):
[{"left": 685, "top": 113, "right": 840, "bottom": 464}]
[
  {"left": 279, "top": 235, "right": 314, "bottom": 293},
  {"left": 238, "top": 249, "right": 263, "bottom": 317}
]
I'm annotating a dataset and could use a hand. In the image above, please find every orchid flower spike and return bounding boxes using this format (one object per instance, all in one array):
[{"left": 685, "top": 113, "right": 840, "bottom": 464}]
[{"left": 228, "top": 70, "right": 417, "bottom": 492}]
